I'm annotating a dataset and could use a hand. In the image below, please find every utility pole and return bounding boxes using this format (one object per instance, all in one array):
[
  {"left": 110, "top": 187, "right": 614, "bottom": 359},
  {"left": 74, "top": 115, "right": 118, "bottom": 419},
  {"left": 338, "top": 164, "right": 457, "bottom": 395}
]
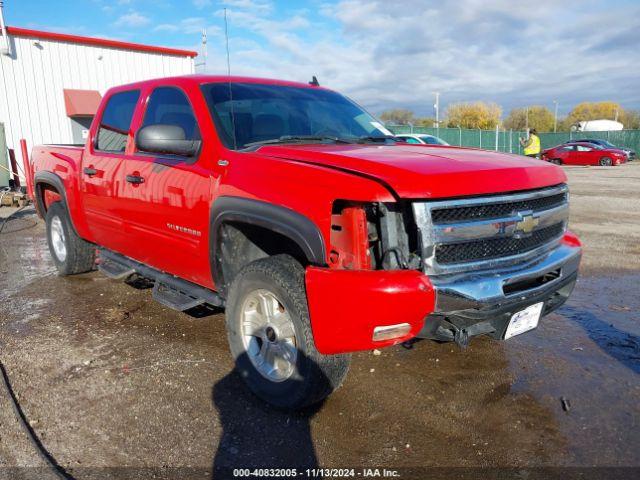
[
  {"left": 553, "top": 100, "right": 559, "bottom": 133},
  {"left": 0, "top": 1, "right": 13, "bottom": 57},
  {"left": 202, "top": 28, "right": 207, "bottom": 70},
  {"left": 433, "top": 92, "right": 440, "bottom": 129}
]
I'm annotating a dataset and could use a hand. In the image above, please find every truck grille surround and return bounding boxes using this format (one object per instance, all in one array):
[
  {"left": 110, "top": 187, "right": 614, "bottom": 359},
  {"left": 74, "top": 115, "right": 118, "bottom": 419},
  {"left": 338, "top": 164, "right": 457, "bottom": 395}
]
[{"left": 412, "top": 185, "right": 569, "bottom": 275}]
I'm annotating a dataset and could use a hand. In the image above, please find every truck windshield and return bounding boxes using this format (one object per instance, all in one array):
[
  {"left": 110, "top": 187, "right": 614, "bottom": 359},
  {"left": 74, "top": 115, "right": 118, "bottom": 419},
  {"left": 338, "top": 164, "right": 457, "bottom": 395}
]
[{"left": 201, "top": 82, "right": 392, "bottom": 150}]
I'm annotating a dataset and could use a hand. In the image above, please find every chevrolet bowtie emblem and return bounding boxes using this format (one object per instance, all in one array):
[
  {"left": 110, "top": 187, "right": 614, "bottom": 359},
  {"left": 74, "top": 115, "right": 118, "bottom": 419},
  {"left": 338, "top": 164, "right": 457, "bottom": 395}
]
[{"left": 515, "top": 214, "right": 539, "bottom": 235}]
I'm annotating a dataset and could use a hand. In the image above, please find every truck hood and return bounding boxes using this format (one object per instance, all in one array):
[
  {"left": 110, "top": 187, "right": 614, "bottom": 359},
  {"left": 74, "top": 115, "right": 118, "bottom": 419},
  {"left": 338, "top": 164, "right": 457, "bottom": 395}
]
[{"left": 256, "top": 144, "right": 567, "bottom": 199}]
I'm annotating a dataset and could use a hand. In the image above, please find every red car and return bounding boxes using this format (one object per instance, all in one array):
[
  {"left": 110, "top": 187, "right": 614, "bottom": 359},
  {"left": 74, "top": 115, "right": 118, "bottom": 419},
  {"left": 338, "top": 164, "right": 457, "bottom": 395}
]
[
  {"left": 25, "top": 75, "right": 582, "bottom": 408},
  {"left": 542, "top": 142, "right": 627, "bottom": 166}
]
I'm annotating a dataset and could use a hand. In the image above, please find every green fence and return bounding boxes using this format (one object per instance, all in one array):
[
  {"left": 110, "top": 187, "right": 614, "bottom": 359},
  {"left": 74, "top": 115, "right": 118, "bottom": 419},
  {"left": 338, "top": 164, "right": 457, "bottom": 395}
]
[{"left": 387, "top": 125, "right": 640, "bottom": 155}]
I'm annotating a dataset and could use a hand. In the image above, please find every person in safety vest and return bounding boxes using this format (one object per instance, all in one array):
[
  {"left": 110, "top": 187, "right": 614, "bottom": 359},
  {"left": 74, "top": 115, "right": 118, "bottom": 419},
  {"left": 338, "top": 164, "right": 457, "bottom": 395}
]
[{"left": 520, "top": 129, "right": 541, "bottom": 158}]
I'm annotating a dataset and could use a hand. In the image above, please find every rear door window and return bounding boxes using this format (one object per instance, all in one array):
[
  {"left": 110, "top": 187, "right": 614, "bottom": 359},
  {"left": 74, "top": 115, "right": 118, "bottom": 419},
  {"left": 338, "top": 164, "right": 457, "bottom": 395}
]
[{"left": 96, "top": 90, "right": 140, "bottom": 153}]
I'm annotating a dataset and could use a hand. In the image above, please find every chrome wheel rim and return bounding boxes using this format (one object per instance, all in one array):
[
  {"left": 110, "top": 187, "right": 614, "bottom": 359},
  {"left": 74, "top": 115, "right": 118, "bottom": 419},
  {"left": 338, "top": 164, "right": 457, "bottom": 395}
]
[
  {"left": 50, "top": 216, "right": 67, "bottom": 262},
  {"left": 240, "top": 289, "right": 297, "bottom": 382}
]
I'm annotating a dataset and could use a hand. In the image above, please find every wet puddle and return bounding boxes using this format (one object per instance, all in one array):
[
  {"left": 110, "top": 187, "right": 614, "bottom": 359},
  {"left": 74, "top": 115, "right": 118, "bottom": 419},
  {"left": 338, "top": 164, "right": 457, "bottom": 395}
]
[
  {"left": 0, "top": 209, "right": 56, "bottom": 302},
  {"left": 506, "top": 273, "right": 640, "bottom": 465}
]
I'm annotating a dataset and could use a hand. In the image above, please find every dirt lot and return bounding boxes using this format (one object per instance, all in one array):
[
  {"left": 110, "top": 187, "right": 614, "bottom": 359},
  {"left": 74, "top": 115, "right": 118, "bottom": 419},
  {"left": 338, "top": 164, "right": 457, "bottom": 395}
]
[{"left": 0, "top": 163, "right": 638, "bottom": 479}]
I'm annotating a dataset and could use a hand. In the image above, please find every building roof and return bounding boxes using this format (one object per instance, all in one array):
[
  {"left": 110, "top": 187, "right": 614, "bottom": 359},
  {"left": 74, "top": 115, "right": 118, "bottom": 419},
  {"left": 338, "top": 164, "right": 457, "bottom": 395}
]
[
  {"left": 63, "top": 89, "right": 102, "bottom": 117},
  {"left": 5, "top": 26, "right": 198, "bottom": 58}
]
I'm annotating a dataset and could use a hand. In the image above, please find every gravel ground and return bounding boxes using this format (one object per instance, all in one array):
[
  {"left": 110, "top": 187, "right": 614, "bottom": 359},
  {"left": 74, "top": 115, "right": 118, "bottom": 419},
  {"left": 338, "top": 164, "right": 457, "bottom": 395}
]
[{"left": 0, "top": 163, "right": 638, "bottom": 479}]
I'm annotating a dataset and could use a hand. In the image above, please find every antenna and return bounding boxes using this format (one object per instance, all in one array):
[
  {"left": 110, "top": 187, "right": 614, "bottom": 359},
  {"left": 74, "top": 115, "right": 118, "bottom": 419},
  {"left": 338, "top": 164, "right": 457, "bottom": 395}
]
[
  {"left": 224, "top": 8, "right": 237, "bottom": 150},
  {"left": 309, "top": 76, "right": 319, "bottom": 86}
]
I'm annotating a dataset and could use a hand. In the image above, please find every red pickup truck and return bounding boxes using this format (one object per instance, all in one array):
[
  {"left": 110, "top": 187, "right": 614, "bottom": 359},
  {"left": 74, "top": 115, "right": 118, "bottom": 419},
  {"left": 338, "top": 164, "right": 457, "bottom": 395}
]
[{"left": 25, "top": 75, "right": 582, "bottom": 408}]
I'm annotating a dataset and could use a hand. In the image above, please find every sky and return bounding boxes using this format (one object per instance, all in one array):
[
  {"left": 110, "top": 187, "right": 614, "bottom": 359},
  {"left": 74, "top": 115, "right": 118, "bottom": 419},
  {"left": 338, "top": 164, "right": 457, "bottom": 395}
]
[{"left": 6, "top": 0, "right": 640, "bottom": 117}]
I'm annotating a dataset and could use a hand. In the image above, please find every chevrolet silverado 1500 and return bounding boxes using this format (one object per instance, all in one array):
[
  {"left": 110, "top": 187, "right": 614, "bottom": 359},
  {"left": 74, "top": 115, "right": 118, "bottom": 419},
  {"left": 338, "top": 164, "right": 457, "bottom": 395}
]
[{"left": 26, "top": 75, "right": 582, "bottom": 408}]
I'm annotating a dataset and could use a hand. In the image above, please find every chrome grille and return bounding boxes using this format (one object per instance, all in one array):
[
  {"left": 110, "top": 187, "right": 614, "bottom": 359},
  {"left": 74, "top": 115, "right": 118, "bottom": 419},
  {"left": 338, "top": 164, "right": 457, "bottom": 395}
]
[
  {"left": 435, "top": 223, "right": 565, "bottom": 265},
  {"left": 431, "top": 191, "right": 567, "bottom": 224},
  {"left": 412, "top": 184, "right": 569, "bottom": 275}
]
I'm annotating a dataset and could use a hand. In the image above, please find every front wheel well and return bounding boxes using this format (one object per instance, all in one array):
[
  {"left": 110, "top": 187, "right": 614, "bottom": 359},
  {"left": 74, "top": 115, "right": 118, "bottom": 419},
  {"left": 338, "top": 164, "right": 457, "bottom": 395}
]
[{"left": 214, "top": 221, "right": 310, "bottom": 295}]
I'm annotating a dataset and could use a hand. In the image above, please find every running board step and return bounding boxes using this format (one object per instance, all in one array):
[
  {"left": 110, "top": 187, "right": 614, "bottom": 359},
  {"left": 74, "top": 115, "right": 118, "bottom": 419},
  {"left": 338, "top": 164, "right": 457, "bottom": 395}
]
[
  {"left": 96, "top": 248, "right": 224, "bottom": 309},
  {"left": 98, "top": 258, "right": 136, "bottom": 280},
  {"left": 152, "top": 282, "right": 205, "bottom": 311}
]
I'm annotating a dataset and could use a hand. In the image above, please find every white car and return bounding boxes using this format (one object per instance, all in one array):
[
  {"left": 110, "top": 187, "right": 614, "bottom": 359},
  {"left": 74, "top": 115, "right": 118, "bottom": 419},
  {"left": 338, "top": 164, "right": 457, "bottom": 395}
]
[{"left": 395, "top": 133, "right": 449, "bottom": 146}]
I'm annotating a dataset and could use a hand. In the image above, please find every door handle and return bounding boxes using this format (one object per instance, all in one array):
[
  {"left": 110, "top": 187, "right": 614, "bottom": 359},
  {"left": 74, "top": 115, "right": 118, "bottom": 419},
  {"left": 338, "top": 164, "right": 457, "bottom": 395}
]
[
  {"left": 83, "top": 167, "right": 98, "bottom": 177},
  {"left": 126, "top": 174, "right": 145, "bottom": 184}
]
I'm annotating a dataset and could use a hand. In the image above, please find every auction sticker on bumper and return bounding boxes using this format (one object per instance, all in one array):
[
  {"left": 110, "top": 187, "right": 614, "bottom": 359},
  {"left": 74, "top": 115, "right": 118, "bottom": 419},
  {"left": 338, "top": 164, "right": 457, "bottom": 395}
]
[{"left": 504, "top": 302, "right": 544, "bottom": 339}]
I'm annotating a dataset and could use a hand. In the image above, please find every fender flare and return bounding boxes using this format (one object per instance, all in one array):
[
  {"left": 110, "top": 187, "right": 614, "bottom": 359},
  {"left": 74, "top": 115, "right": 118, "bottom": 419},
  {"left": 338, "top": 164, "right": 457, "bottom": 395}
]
[
  {"left": 210, "top": 196, "right": 326, "bottom": 287},
  {"left": 34, "top": 171, "right": 67, "bottom": 213},
  {"left": 33, "top": 171, "right": 79, "bottom": 236}
]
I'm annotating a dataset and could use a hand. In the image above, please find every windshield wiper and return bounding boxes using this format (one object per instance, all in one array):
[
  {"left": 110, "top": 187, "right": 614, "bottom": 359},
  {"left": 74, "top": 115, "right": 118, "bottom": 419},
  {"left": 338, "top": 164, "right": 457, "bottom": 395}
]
[
  {"left": 356, "top": 135, "right": 397, "bottom": 144},
  {"left": 243, "top": 135, "right": 356, "bottom": 149}
]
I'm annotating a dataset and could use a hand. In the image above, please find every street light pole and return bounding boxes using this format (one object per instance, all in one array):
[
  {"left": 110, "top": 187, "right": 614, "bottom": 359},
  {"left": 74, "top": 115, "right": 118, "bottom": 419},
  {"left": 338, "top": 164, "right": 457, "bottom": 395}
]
[
  {"left": 433, "top": 92, "right": 440, "bottom": 129},
  {"left": 553, "top": 100, "right": 559, "bottom": 133}
]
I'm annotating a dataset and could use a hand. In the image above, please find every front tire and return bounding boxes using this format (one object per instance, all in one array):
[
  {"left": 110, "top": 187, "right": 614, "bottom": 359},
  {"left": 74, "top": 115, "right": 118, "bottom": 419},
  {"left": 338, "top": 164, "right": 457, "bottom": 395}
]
[
  {"left": 45, "top": 202, "right": 95, "bottom": 275},
  {"left": 225, "top": 255, "right": 350, "bottom": 409},
  {"left": 599, "top": 157, "right": 613, "bottom": 166}
]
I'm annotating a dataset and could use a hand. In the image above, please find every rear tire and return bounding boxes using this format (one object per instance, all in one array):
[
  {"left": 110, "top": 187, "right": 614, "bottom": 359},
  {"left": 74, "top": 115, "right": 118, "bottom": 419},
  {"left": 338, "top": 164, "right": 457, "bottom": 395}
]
[
  {"left": 599, "top": 157, "right": 613, "bottom": 166},
  {"left": 225, "top": 255, "right": 350, "bottom": 409},
  {"left": 45, "top": 202, "right": 95, "bottom": 275}
]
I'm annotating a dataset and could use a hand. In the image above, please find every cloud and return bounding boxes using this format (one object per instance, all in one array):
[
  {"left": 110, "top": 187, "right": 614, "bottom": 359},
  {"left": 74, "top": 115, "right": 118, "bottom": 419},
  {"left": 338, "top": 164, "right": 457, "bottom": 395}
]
[
  {"left": 154, "top": 17, "right": 221, "bottom": 35},
  {"left": 192, "top": 0, "right": 212, "bottom": 8},
  {"left": 221, "top": 0, "right": 273, "bottom": 13},
  {"left": 113, "top": 11, "right": 151, "bottom": 28},
  {"left": 199, "top": 0, "right": 640, "bottom": 115}
]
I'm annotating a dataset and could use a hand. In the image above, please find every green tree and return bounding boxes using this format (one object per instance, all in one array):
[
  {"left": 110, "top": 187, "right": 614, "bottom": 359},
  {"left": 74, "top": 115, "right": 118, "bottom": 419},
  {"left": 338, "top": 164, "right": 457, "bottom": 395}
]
[
  {"left": 415, "top": 116, "right": 437, "bottom": 127},
  {"left": 379, "top": 108, "right": 415, "bottom": 125},
  {"left": 564, "top": 101, "right": 624, "bottom": 127},
  {"left": 620, "top": 110, "right": 640, "bottom": 129},
  {"left": 445, "top": 102, "right": 501, "bottom": 129},
  {"left": 503, "top": 106, "right": 555, "bottom": 132}
]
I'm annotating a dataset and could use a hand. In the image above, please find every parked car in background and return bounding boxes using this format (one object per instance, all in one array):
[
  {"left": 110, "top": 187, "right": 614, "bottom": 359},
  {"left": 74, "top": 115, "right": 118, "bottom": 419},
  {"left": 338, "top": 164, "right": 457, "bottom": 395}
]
[
  {"left": 563, "top": 138, "right": 635, "bottom": 160},
  {"left": 395, "top": 133, "right": 449, "bottom": 145},
  {"left": 543, "top": 142, "right": 627, "bottom": 166}
]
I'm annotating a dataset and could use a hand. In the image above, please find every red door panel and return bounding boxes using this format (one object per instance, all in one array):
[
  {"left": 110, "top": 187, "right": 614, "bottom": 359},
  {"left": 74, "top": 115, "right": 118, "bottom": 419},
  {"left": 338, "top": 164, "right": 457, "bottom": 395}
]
[
  {"left": 81, "top": 89, "right": 141, "bottom": 252},
  {"left": 81, "top": 154, "right": 125, "bottom": 249},
  {"left": 115, "top": 156, "right": 213, "bottom": 287},
  {"left": 111, "top": 84, "right": 219, "bottom": 288},
  {"left": 555, "top": 146, "right": 575, "bottom": 165}
]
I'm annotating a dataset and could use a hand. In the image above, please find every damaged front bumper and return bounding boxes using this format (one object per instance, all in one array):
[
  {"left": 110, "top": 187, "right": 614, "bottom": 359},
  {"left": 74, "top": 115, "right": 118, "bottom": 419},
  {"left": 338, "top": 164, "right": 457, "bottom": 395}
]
[
  {"left": 417, "top": 242, "right": 582, "bottom": 345},
  {"left": 305, "top": 235, "right": 581, "bottom": 354}
]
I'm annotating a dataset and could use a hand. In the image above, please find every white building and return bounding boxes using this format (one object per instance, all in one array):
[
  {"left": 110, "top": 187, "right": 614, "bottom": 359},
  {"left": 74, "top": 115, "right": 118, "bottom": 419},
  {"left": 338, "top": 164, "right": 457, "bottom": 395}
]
[{"left": 0, "top": 23, "right": 196, "bottom": 187}]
